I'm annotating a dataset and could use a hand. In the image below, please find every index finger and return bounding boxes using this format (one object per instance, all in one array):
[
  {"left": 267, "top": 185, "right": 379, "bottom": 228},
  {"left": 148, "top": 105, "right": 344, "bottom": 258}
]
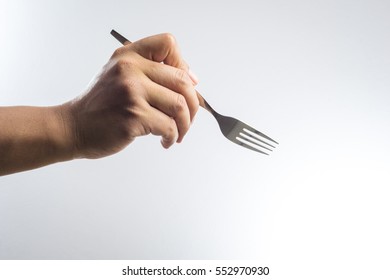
[{"left": 130, "top": 33, "right": 189, "bottom": 71}]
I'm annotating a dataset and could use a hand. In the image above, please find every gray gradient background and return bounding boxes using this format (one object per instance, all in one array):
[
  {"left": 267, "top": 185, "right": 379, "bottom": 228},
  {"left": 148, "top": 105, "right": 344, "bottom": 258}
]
[{"left": 1, "top": 0, "right": 390, "bottom": 278}]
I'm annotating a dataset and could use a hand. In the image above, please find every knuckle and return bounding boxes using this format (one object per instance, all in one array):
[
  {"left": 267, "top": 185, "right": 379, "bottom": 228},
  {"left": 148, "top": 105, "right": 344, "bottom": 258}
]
[
  {"left": 172, "top": 94, "right": 187, "bottom": 115},
  {"left": 112, "top": 47, "right": 125, "bottom": 58},
  {"left": 113, "top": 56, "right": 137, "bottom": 75},
  {"left": 163, "top": 119, "right": 178, "bottom": 144},
  {"left": 112, "top": 45, "right": 134, "bottom": 58},
  {"left": 167, "top": 119, "right": 177, "bottom": 136},
  {"left": 111, "top": 60, "right": 144, "bottom": 104},
  {"left": 174, "top": 69, "right": 191, "bottom": 87},
  {"left": 115, "top": 59, "right": 132, "bottom": 73},
  {"left": 161, "top": 32, "right": 177, "bottom": 47},
  {"left": 122, "top": 106, "right": 148, "bottom": 138},
  {"left": 117, "top": 79, "right": 142, "bottom": 106}
]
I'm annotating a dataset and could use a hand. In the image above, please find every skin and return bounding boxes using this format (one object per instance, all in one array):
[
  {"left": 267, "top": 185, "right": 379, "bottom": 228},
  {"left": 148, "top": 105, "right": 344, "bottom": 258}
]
[{"left": 0, "top": 33, "right": 199, "bottom": 176}]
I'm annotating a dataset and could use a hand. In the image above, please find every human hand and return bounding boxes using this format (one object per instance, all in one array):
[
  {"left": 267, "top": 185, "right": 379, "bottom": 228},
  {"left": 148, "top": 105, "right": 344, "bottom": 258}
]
[{"left": 63, "top": 33, "right": 199, "bottom": 159}]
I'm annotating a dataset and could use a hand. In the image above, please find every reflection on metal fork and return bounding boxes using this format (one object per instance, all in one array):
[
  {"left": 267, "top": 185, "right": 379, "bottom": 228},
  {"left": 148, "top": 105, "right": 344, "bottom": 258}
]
[
  {"left": 110, "top": 29, "right": 278, "bottom": 155},
  {"left": 197, "top": 95, "right": 278, "bottom": 155}
]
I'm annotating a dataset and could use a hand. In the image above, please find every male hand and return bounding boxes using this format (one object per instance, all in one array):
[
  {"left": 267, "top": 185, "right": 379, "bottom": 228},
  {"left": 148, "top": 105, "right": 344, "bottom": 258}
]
[{"left": 64, "top": 33, "right": 199, "bottom": 159}]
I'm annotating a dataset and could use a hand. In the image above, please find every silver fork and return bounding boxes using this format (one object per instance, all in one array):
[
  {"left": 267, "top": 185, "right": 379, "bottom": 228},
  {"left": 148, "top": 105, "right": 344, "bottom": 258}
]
[{"left": 110, "top": 29, "right": 278, "bottom": 155}]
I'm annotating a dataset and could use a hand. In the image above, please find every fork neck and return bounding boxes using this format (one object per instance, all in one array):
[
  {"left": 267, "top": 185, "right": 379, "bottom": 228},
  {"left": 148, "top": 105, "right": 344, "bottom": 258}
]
[{"left": 196, "top": 90, "right": 220, "bottom": 118}]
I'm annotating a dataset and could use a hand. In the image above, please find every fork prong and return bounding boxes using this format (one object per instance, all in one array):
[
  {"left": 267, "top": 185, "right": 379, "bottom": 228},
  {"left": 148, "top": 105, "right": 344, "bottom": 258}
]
[
  {"left": 243, "top": 126, "right": 279, "bottom": 145},
  {"left": 233, "top": 137, "right": 270, "bottom": 155},
  {"left": 239, "top": 132, "right": 273, "bottom": 151},
  {"left": 241, "top": 130, "right": 276, "bottom": 149}
]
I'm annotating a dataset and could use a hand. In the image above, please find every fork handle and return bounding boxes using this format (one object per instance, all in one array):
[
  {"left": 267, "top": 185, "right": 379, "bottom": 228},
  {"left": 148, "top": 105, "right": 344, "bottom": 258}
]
[
  {"left": 196, "top": 90, "right": 217, "bottom": 116},
  {"left": 196, "top": 90, "right": 206, "bottom": 109}
]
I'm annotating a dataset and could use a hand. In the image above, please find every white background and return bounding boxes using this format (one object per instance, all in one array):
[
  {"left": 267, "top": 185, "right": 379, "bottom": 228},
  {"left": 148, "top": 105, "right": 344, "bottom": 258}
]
[{"left": 1, "top": 0, "right": 389, "bottom": 279}]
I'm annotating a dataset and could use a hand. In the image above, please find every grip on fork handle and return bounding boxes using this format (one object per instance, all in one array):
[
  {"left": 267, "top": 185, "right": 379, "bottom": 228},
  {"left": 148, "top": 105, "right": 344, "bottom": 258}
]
[{"left": 110, "top": 30, "right": 207, "bottom": 111}]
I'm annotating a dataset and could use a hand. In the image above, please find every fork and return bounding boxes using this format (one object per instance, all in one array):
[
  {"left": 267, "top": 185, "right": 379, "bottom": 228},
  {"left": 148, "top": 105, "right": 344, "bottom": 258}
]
[{"left": 110, "top": 29, "right": 278, "bottom": 155}]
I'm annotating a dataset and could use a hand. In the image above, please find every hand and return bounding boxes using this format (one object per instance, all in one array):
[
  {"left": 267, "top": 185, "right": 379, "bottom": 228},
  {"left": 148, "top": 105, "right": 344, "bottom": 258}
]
[{"left": 64, "top": 33, "right": 199, "bottom": 159}]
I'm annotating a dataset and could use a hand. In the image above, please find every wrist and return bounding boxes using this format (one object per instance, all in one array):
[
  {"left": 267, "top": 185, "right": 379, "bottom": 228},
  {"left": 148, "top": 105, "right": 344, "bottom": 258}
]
[{"left": 49, "top": 103, "right": 79, "bottom": 162}]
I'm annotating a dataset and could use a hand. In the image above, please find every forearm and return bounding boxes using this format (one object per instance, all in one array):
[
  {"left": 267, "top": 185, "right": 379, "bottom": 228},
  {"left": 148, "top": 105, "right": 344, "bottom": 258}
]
[{"left": 0, "top": 105, "right": 75, "bottom": 176}]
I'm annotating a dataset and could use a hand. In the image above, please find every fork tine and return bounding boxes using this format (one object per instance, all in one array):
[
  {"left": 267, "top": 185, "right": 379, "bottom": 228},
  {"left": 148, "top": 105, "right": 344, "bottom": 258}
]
[
  {"left": 234, "top": 137, "right": 270, "bottom": 155},
  {"left": 243, "top": 126, "right": 279, "bottom": 145},
  {"left": 241, "top": 129, "right": 276, "bottom": 149},
  {"left": 239, "top": 132, "right": 273, "bottom": 151}
]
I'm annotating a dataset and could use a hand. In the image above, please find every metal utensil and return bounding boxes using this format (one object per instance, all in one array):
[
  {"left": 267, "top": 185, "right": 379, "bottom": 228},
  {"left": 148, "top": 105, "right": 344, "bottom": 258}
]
[{"left": 110, "top": 29, "right": 278, "bottom": 155}]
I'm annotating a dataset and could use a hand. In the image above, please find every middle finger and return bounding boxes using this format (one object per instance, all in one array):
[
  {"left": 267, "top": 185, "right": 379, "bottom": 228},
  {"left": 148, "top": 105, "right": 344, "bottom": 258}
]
[
  {"left": 143, "top": 77, "right": 191, "bottom": 143},
  {"left": 141, "top": 60, "right": 199, "bottom": 122}
]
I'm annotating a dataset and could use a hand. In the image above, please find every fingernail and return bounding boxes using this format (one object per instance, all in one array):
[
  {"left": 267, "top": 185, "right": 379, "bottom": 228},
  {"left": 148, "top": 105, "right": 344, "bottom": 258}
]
[{"left": 188, "top": 69, "right": 199, "bottom": 85}]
